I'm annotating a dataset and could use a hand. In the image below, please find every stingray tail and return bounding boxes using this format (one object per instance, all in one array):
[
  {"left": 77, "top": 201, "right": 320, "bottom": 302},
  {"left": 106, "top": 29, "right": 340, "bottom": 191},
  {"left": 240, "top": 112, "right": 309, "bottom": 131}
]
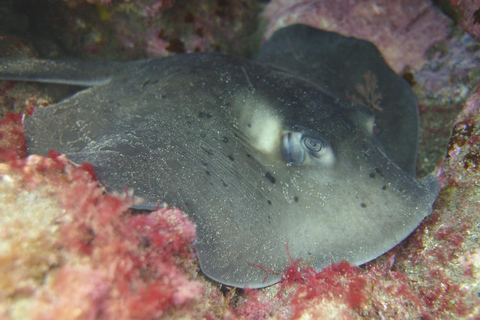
[{"left": 0, "top": 59, "right": 125, "bottom": 86}]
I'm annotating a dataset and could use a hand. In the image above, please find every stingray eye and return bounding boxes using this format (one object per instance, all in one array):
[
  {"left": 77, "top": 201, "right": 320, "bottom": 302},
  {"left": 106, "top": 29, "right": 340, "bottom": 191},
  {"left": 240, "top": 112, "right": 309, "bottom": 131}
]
[{"left": 303, "top": 137, "right": 322, "bottom": 152}]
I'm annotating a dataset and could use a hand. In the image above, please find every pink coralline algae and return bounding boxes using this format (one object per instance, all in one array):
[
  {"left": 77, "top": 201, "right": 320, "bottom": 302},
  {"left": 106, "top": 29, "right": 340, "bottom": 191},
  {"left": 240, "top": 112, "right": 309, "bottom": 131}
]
[
  {"left": 413, "top": 31, "right": 480, "bottom": 106},
  {"left": 262, "top": 0, "right": 451, "bottom": 73},
  {"left": 411, "top": 28, "right": 480, "bottom": 177},
  {"left": 451, "top": 0, "right": 480, "bottom": 41}
]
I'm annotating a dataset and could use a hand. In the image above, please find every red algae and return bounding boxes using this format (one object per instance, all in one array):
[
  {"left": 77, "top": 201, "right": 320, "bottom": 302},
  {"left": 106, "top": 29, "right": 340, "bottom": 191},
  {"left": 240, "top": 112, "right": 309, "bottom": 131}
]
[{"left": 288, "top": 261, "right": 366, "bottom": 314}]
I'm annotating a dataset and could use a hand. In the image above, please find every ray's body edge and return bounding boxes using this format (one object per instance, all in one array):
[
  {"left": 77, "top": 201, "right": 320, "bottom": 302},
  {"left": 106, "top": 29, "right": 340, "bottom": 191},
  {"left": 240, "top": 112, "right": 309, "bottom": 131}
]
[{"left": 1, "top": 24, "right": 440, "bottom": 288}]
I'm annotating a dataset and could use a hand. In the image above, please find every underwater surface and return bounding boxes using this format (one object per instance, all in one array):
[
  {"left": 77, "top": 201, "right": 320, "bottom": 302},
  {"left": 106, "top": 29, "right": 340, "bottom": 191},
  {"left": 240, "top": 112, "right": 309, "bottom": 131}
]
[{"left": 0, "top": 0, "right": 479, "bottom": 319}]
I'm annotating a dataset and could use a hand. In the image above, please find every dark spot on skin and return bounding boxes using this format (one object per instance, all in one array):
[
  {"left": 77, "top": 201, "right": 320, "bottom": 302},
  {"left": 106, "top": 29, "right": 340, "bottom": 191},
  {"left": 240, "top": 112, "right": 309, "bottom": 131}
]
[
  {"left": 205, "top": 170, "right": 211, "bottom": 176},
  {"left": 203, "top": 162, "right": 208, "bottom": 166},
  {"left": 375, "top": 168, "right": 384, "bottom": 176},
  {"left": 369, "top": 173, "right": 375, "bottom": 179},
  {"left": 222, "top": 136, "right": 229, "bottom": 143},
  {"left": 264, "top": 171, "right": 276, "bottom": 184},
  {"left": 294, "top": 196, "right": 299, "bottom": 202},
  {"left": 267, "top": 200, "right": 272, "bottom": 205},
  {"left": 246, "top": 153, "right": 252, "bottom": 158},
  {"left": 361, "top": 203, "right": 367, "bottom": 208},
  {"left": 382, "top": 185, "right": 387, "bottom": 190},
  {"left": 201, "top": 147, "right": 213, "bottom": 156},
  {"left": 234, "top": 132, "right": 238, "bottom": 138},
  {"left": 247, "top": 123, "right": 251, "bottom": 128},
  {"left": 142, "top": 80, "right": 150, "bottom": 87},
  {"left": 228, "top": 155, "right": 235, "bottom": 161},
  {"left": 198, "top": 111, "right": 213, "bottom": 119},
  {"left": 221, "top": 180, "right": 228, "bottom": 187}
]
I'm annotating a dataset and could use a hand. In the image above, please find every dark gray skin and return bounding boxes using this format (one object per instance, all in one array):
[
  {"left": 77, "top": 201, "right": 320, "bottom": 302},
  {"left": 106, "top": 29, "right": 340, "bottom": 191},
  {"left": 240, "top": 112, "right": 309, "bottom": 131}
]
[{"left": 0, "top": 25, "right": 439, "bottom": 288}]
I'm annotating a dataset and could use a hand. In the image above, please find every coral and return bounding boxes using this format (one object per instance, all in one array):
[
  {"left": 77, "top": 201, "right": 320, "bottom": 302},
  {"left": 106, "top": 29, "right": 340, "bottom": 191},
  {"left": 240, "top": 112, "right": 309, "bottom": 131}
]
[
  {"left": 262, "top": 0, "right": 451, "bottom": 73},
  {"left": 451, "top": 0, "right": 480, "bottom": 41}
]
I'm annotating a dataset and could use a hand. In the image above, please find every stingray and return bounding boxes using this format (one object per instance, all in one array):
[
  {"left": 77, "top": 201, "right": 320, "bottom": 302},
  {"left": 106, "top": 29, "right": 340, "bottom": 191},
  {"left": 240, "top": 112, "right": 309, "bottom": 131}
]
[{"left": 0, "top": 24, "right": 439, "bottom": 288}]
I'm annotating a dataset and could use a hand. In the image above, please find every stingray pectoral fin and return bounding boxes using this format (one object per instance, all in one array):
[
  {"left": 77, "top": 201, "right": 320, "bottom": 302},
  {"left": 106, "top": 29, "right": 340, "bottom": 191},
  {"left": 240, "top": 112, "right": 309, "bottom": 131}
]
[
  {"left": 0, "top": 58, "right": 130, "bottom": 86},
  {"left": 417, "top": 173, "right": 441, "bottom": 217}
]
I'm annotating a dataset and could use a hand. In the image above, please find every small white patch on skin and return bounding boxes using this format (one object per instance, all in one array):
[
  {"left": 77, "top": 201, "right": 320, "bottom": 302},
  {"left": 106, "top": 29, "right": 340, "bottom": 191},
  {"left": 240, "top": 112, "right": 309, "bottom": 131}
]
[
  {"left": 363, "top": 115, "right": 375, "bottom": 137},
  {"left": 249, "top": 111, "right": 282, "bottom": 154},
  {"left": 234, "top": 95, "right": 283, "bottom": 155}
]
